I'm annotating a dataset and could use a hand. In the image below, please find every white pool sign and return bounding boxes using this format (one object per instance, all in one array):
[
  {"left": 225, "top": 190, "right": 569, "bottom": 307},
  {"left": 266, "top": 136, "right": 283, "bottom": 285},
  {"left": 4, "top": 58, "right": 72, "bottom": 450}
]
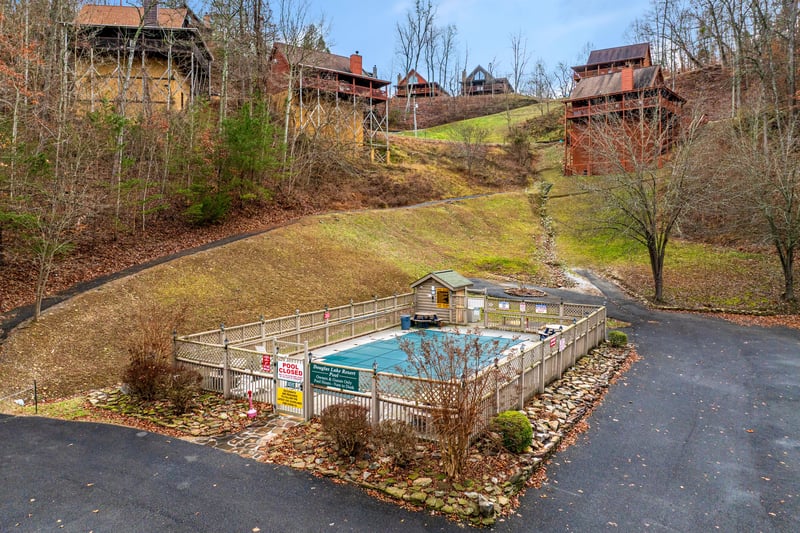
[{"left": 278, "top": 360, "right": 304, "bottom": 383}]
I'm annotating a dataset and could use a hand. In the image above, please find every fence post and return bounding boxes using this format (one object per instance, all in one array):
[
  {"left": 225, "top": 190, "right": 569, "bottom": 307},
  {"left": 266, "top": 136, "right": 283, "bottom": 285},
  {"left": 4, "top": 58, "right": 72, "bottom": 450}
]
[
  {"left": 223, "top": 338, "right": 230, "bottom": 399},
  {"left": 350, "top": 299, "right": 355, "bottom": 337},
  {"left": 393, "top": 293, "right": 398, "bottom": 323},
  {"left": 295, "top": 309, "right": 301, "bottom": 345},
  {"left": 373, "top": 295, "right": 378, "bottom": 331},
  {"left": 539, "top": 346, "right": 545, "bottom": 393},
  {"left": 324, "top": 305, "right": 330, "bottom": 345},
  {"left": 494, "top": 358, "right": 500, "bottom": 416},
  {"left": 569, "top": 323, "right": 576, "bottom": 366},
  {"left": 219, "top": 323, "right": 225, "bottom": 345},
  {"left": 303, "top": 342, "right": 312, "bottom": 421},
  {"left": 371, "top": 362, "right": 380, "bottom": 428},
  {"left": 518, "top": 350, "right": 525, "bottom": 409},
  {"left": 259, "top": 315, "right": 266, "bottom": 349},
  {"left": 483, "top": 288, "right": 489, "bottom": 327},
  {"left": 559, "top": 299, "right": 564, "bottom": 318},
  {"left": 172, "top": 329, "right": 177, "bottom": 365},
  {"left": 272, "top": 346, "right": 280, "bottom": 410}
]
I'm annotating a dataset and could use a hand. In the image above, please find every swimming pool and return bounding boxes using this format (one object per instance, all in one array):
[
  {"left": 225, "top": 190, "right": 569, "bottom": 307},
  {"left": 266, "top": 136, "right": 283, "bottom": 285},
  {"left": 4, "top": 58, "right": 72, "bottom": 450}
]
[{"left": 313, "top": 329, "right": 527, "bottom": 376}]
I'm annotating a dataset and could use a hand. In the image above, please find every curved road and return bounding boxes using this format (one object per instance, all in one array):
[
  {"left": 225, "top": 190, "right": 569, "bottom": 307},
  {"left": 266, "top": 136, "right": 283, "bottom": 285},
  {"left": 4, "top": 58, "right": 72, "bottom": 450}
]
[{"left": 2, "top": 274, "right": 799, "bottom": 531}]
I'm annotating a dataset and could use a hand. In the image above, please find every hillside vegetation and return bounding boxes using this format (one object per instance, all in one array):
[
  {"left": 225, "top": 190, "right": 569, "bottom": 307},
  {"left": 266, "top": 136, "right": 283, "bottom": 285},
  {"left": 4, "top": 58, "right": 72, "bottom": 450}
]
[
  {"left": 401, "top": 100, "right": 563, "bottom": 143},
  {"left": 0, "top": 193, "right": 547, "bottom": 399}
]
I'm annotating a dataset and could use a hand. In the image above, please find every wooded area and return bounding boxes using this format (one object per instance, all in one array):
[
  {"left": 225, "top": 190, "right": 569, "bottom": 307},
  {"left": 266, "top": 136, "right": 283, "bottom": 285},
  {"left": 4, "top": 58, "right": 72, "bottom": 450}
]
[{"left": 1, "top": 0, "right": 799, "bottom": 318}]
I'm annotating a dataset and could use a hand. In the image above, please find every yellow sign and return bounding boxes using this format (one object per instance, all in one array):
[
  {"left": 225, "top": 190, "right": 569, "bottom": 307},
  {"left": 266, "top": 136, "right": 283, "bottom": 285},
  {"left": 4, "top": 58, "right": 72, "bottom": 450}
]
[{"left": 277, "top": 387, "right": 303, "bottom": 409}]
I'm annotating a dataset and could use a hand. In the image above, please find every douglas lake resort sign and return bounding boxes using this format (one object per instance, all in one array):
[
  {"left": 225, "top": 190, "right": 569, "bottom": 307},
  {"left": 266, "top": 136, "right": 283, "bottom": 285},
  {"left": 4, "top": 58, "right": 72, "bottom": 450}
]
[{"left": 310, "top": 364, "right": 360, "bottom": 392}]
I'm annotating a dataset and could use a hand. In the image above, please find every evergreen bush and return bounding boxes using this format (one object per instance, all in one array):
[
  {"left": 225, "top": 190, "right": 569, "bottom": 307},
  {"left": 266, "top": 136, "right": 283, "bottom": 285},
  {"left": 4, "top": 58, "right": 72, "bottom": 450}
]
[
  {"left": 608, "top": 330, "right": 628, "bottom": 347},
  {"left": 492, "top": 410, "right": 533, "bottom": 453}
]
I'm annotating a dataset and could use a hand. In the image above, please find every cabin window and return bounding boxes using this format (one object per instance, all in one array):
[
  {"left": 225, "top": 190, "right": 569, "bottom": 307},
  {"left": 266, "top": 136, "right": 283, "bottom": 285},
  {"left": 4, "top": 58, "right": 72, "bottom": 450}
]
[
  {"left": 473, "top": 71, "right": 485, "bottom": 82},
  {"left": 436, "top": 288, "right": 450, "bottom": 309},
  {"left": 409, "top": 74, "right": 418, "bottom": 84}
]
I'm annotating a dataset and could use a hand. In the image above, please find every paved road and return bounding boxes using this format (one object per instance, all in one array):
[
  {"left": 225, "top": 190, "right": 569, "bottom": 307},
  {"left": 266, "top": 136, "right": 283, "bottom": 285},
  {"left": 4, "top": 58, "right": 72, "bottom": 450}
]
[
  {"left": 2, "top": 274, "right": 798, "bottom": 532},
  {"left": 0, "top": 415, "right": 461, "bottom": 532}
]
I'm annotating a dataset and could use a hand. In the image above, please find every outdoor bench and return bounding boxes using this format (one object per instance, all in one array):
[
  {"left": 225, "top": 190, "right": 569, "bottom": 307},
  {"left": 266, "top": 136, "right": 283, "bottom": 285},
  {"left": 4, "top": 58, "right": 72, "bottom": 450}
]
[{"left": 411, "top": 313, "right": 443, "bottom": 327}]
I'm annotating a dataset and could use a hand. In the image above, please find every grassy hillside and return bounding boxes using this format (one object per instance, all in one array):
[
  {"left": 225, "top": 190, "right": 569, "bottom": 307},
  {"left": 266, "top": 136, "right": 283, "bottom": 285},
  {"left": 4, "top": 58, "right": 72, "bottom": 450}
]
[
  {"left": 401, "top": 101, "right": 562, "bottom": 143},
  {"left": 536, "top": 142, "right": 795, "bottom": 309},
  {"left": 0, "top": 193, "right": 548, "bottom": 400}
]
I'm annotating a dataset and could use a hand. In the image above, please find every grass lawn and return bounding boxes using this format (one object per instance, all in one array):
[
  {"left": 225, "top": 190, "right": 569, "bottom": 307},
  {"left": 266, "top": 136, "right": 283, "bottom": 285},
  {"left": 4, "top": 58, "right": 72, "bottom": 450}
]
[
  {"left": 401, "top": 101, "right": 561, "bottom": 143},
  {"left": 0, "top": 193, "right": 545, "bottom": 401},
  {"left": 544, "top": 161, "right": 795, "bottom": 309}
]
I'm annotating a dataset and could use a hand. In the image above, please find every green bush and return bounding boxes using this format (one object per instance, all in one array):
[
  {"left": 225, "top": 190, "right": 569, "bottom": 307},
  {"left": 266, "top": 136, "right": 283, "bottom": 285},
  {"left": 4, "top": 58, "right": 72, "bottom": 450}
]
[
  {"left": 320, "top": 403, "right": 371, "bottom": 457},
  {"left": 492, "top": 410, "right": 533, "bottom": 453},
  {"left": 608, "top": 330, "right": 628, "bottom": 347},
  {"left": 374, "top": 419, "right": 418, "bottom": 466}
]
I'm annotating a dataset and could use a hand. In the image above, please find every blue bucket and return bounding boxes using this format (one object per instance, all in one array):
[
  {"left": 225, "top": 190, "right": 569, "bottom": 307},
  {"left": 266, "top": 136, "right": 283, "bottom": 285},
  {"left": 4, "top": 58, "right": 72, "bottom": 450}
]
[{"left": 400, "top": 315, "right": 411, "bottom": 330}]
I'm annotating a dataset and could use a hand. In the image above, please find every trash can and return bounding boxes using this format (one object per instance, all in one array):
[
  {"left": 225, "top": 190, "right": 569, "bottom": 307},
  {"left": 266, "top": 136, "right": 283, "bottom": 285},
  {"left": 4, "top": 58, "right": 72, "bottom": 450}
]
[{"left": 400, "top": 315, "right": 411, "bottom": 330}]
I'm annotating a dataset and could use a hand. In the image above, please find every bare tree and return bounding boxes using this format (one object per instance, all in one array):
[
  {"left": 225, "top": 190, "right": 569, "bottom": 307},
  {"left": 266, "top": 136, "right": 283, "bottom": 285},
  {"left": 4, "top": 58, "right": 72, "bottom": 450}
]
[
  {"left": 723, "top": 107, "right": 800, "bottom": 303},
  {"left": 579, "top": 110, "right": 706, "bottom": 302},
  {"left": 509, "top": 29, "right": 531, "bottom": 95},
  {"left": 717, "top": 0, "right": 800, "bottom": 303},
  {"left": 399, "top": 330, "right": 507, "bottom": 480},
  {"left": 395, "top": 0, "right": 437, "bottom": 109},
  {"left": 436, "top": 24, "right": 458, "bottom": 95},
  {"left": 451, "top": 122, "right": 489, "bottom": 177}
]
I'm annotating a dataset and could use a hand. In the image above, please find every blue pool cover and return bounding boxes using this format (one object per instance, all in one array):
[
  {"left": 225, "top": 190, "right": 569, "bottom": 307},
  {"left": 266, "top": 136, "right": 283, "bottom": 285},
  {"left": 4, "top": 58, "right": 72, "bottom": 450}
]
[{"left": 316, "top": 329, "right": 522, "bottom": 375}]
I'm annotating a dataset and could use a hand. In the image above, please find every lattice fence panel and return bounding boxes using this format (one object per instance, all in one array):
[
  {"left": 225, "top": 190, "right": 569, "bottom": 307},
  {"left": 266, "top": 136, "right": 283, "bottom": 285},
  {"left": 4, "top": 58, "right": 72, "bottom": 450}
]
[{"left": 175, "top": 342, "right": 225, "bottom": 365}]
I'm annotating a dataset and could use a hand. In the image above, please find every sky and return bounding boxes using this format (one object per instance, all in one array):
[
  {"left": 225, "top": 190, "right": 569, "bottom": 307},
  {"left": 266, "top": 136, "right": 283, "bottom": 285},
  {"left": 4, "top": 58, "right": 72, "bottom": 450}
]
[{"left": 304, "top": 0, "right": 653, "bottom": 87}]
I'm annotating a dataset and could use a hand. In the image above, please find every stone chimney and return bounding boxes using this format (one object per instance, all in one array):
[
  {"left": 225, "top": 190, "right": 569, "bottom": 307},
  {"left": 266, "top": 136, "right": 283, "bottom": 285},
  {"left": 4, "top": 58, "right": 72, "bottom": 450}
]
[
  {"left": 143, "top": 0, "right": 159, "bottom": 27},
  {"left": 621, "top": 67, "right": 634, "bottom": 92},
  {"left": 350, "top": 52, "right": 362, "bottom": 75}
]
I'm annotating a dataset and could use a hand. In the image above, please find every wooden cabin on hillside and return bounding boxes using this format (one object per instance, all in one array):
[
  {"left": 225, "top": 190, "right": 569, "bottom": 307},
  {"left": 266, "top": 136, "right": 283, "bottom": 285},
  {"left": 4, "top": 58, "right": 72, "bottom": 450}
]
[
  {"left": 563, "top": 43, "right": 685, "bottom": 176},
  {"left": 571, "top": 42, "right": 652, "bottom": 80},
  {"left": 73, "top": 1, "right": 212, "bottom": 116},
  {"left": 395, "top": 69, "right": 449, "bottom": 98},
  {"left": 462, "top": 66, "right": 514, "bottom": 96},
  {"left": 266, "top": 43, "right": 391, "bottom": 160}
]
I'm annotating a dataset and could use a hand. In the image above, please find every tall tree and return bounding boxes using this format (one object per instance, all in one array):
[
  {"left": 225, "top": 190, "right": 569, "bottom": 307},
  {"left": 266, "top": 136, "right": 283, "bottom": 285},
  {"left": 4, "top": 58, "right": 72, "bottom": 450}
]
[
  {"left": 395, "top": 0, "right": 437, "bottom": 109},
  {"left": 580, "top": 110, "right": 706, "bottom": 302},
  {"left": 509, "top": 29, "right": 531, "bottom": 95}
]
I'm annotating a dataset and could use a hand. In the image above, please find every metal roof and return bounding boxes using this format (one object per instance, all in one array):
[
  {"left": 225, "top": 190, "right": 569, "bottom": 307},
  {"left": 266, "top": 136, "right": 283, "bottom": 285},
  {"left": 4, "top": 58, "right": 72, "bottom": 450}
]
[
  {"left": 75, "top": 5, "right": 191, "bottom": 30},
  {"left": 567, "top": 65, "right": 661, "bottom": 100},
  {"left": 274, "top": 43, "right": 389, "bottom": 85},
  {"left": 410, "top": 270, "right": 473, "bottom": 290},
  {"left": 586, "top": 43, "right": 650, "bottom": 66}
]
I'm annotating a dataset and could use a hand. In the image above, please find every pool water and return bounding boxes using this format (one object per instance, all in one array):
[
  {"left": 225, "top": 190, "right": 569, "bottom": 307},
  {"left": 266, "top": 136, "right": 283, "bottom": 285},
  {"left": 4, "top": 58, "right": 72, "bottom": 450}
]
[{"left": 315, "top": 329, "right": 522, "bottom": 376}]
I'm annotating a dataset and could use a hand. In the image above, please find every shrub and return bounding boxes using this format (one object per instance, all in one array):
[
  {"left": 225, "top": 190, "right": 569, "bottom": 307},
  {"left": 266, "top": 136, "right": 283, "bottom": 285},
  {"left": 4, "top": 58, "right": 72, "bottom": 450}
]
[
  {"left": 374, "top": 419, "right": 418, "bottom": 466},
  {"left": 320, "top": 403, "right": 371, "bottom": 457},
  {"left": 608, "top": 330, "right": 628, "bottom": 348},
  {"left": 492, "top": 411, "right": 533, "bottom": 453},
  {"left": 123, "top": 353, "right": 171, "bottom": 402},
  {"left": 166, "top": 366, "right": 203, "bottom": 414}
]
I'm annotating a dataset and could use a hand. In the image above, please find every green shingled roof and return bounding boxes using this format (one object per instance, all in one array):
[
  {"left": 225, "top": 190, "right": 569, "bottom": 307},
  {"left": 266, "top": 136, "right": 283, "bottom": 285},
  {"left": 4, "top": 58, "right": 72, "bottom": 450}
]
[{"left": 410, "top": 270, "right": 473, "bottom": 290}]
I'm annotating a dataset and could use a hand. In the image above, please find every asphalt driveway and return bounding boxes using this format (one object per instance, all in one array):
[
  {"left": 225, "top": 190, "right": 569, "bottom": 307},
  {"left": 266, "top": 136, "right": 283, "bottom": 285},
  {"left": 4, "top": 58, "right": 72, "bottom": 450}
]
[{"left": 2, "top": 273, "right": 798, "bottom": 532}]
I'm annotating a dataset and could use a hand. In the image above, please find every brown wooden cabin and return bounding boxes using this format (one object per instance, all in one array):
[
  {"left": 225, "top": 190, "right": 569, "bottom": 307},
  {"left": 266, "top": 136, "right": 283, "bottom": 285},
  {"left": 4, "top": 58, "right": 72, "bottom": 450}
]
[
  {"left": 410, "top": 270, "right": 473, "bottom": 325},
  {"left": 267, "top": 43, "right": 389, "bottom": 103},
  {"left": 461, "top": 66, "right": 514, "bottom": 96},
  {"left": 571, "top": 42, "right": 652, "bottom": 81},
  {"left": 73, "top": 1, "right": 212, "bottom": 116},
  {"left": 563, "top": 44, "right": 685, "bottom": 176},
  {"left": 396, "top": 69, "right": 449, "bottom": 98},
  {"left": 266, "top": 43, "right": 390, "bottom": 149}
]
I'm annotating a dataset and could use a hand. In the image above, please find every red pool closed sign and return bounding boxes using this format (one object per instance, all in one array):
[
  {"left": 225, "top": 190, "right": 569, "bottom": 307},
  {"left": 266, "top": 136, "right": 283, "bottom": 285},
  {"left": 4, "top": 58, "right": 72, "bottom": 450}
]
[{"left": 278, "top": 360, "right": 304, "bottom": 383}]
